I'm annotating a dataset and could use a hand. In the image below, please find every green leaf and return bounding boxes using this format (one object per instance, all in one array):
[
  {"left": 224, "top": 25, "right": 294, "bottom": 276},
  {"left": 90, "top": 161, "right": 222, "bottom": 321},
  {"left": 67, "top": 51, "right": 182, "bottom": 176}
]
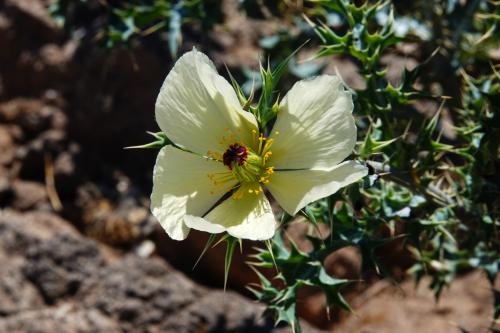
[
  {"left": 124, "top": 131, "right": 171, "bottom": 149},
  {"left": 192, "top": 234, "right": 218, "bottom": 270},
  {"left": 223, "top": 237, "right": 238, "bottom": 291}
]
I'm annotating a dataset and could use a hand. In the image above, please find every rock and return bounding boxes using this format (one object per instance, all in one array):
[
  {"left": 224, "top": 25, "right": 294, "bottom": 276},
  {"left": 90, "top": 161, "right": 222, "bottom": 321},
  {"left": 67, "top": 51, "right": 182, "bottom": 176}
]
[
  {"left": 14, "top": 140, "right": 44, "bottom": 180},
  {"left": 334, "top": 271, "right": 497, "bottom": 333},
  {"left": 0, "top": 210, "right": 321, "bottom": 333},
  {"left": 0, "top": 125, "right": 16, "bottom": 166},
  {"left": 0, "top": 99, "right": 66, "bottom": 139},
  {"left": 380, "top": 53, "right": 418, "bottom": 87},
  {"left": 0, "top": 211, "right": 39, "bottom": 256},
  {"left": 324, "top": 246, "right": 362, "bottom": 280},
  {"left": 24, "top": 233, "right": 104, "bottom": 303},
  {"left": 41, "top": 89, "right": 66, "bottom": 110},
  {"left": 208, "top": 0, "right": 273, "bottom": 68},
  {"left": 13, "top": 129, "right": 66, "bottom": 180},
  {"left": 0, "top": 305, "right": 121, "bottom": 333},
  {"left": 324, "top": 56, "right": 366, "bottom": 90},
  {"left": 4, "top": 0, "right": 58, "bottom": 34},
  {"left": 77, "top": 255, "right": 202, "bottom": 331},
  {"left": 0, "top": 211, "right": 78, "bottom": 316},
  {"left": 0, "top": 256, "right": 44, "bottom": 316},
  {"left": 52, "top": 145, "right": 81, "bottom": 196},
  {"left": 11, "top": 180, "right": 48, "bottom": 211},
  {"left": 39, "top": 42, "right": 78, "bottom": 69},
  {"left": 160, "top": 290, "right": 272, "bottom": 333},
  {"left": 0, "top": 175, "right": 14, "bottom": 207},
  {"left": 0, "top": 211, "right": 108, "bottom": 309},
  {"left": 76, "top": 183, "right": 155, "bottom": 246},
  {"left": 85, "top": 202, "right": 155, "bottom": 247},
  {"left": 0, "top": 99, "right": 49, "bottom": 137},
  {"left": 0, "top": 210, "right": 80, "bottom": 244}
]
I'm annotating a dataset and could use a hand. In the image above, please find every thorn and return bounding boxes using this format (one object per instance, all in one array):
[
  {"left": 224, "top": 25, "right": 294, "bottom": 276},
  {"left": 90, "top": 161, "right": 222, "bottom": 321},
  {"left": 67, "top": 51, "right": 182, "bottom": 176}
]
[{"left": 192, "top": 234, "right": 217, "bottom": 270}]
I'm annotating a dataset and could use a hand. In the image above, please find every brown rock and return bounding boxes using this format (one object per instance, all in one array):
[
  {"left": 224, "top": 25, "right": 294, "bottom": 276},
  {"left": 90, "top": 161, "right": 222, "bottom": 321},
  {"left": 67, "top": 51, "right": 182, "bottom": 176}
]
[
  {"left": 0, "top": 256, "right": 44, "bottom": 316},
  {"left": 324, "top": 56, "right": 366, "bottom": 90},
  {"left": 0, "top": 175, "right": 14, "bottom": 207},
  {"left": 76, "top": 183, "right": 155, "bottom": 246},
  {"left": 0, "top": 210, "right": 80, "bottom": 243},
  {"left": 24, "top": 233, "right": 105, "bottom": 303},
  {"left": 380, "top": 53, "right": 418, "bottom": 87},
  {"left": 324, "top": 246, "right": 362, "bottom": 280},
  {"left": 161, "top": 291, "right": 271, "bottom": 333},
  {"left": 0, "top": 305, "right": 121, "bottom": 333},
  {"left": 5, "top": 0, "right": 57, "bottom": 32},
  {"left": 0, "top": 125, "right": 16, "bottom": 165},
  {"left": 0, "top": 99, "right": 66, "bottom": 139},
  {"left": 13, "top": 129, "right": 67, "bottom": 180},
  {"left": 11, "top": 180, "right": 47, "bottom": 210},
  {"left": 52, "top": 146, "right": 80, "bottom": 195},
  {"left": 0, "top": 211, "right": 80, "bottom": 316},
  {"left": 334, "top": 271, "right": 497, "bottom": 333},
  {"left": 39, "top": 42, "right": 78, "bottom": 70},
  {"left": 0, "top": 210, "right": 320, "bottom": 333},
  {"left": 77, "top": 255, "right": 202, "bottom": 331}
]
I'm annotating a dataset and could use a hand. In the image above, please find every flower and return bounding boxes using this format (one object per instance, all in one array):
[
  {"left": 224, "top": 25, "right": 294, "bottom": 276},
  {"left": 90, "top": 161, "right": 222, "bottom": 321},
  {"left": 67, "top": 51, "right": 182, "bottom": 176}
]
[{"left": 151, "top": 48, "right": 368, "bottom": 241}]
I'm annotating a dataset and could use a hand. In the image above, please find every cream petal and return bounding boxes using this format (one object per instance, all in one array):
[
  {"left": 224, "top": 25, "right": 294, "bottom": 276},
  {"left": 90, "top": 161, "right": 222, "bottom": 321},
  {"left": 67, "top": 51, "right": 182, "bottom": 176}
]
[
  {"left": 267, "top": 161, "right": 368, "bottom": 216},
  {"left": 268, "top": 75, "right": 356, "bottom": 170},
  {"left": 184, "top": 215, "right": 226, "bottom": 234},
  {"left": 184, "top": 192, "right": 276, "bottom": 240},
  {"left": 150, "top": 145, "right": 237, "bottom": 240},
  {"left": 155, "top": 48, "right": 258, "bottom": 156}
]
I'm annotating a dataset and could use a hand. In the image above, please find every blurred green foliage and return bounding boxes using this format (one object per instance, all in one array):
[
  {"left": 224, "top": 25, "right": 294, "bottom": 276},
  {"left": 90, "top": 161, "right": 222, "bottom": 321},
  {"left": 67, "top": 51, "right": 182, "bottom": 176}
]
[
  {"left": 52, "top": 0, "right": 500, "bottom": 332},
  {"left": 248, "top": 0, "right": 499, "bottom": 331},
  {"left": 49, "top": 0, "right": 223, "bottom": 57}
]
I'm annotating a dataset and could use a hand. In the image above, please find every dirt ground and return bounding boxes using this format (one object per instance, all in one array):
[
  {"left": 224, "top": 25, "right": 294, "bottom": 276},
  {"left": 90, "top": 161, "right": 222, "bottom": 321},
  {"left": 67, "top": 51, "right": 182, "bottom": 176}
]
[{"left": 0, "top": 0, "right": 497, "bottom": 332}]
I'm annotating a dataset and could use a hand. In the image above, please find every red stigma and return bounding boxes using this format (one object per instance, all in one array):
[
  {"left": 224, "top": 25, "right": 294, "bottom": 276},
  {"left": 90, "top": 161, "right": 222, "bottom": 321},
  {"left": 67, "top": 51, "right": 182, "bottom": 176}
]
[{"left": 223, "top": 144, "right": 248, "bottom": 169}]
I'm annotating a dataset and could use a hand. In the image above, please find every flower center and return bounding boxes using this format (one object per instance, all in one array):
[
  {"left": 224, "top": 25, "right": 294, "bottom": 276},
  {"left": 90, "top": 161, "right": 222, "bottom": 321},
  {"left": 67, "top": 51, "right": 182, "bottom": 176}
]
[
  {"left": 207, "top": 130, "right": 278, "bottom": 199},
  {"left": 222, "top": 143, "right": 248, "bottom": 169},
  {"left": 223, "top": 143, "right": 264, "bottom": 184}
]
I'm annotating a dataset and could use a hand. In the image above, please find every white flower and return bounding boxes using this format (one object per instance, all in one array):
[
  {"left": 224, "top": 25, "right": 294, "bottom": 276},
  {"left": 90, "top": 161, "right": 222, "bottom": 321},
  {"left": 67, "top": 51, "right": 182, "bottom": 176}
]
[{"left": 151, "top": 49, "right": 368, "bottom": 241}]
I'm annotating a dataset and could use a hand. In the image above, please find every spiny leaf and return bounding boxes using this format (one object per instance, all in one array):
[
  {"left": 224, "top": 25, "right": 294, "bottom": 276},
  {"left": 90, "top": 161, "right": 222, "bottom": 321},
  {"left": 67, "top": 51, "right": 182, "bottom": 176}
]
[
  {"left": 223, "top": 237, "right": 238, "bottom": 291},
  {"left": 192, "top": 234, "right": 218, "bottom": 270},
  {"left": 124, "top": 131, "right": 170, "bottom": 149}
]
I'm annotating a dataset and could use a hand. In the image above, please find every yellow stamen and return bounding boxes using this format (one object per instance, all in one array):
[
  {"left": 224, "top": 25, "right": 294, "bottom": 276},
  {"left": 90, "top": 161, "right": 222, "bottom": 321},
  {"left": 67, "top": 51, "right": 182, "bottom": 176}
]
[
  {"left": 212, "top": 130, "right": 280, "bottom": 200},
  {"left": 262, "top": 138, "right": 274, "bottom": 155},
  {"left": 264, "top": 151, "right": 272, "bottom": 161},
  {"left": 207, "top": 150, "right": 222, "bottom": 161},
  {"left": 258, "top": 134, "right": 266, "bottom": 154},
  {"left": 251, "top": 129, "right": 257, "bottom": 146},
  {"left": 207, "top": 171, "right": 234, "bottom": 188}
]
